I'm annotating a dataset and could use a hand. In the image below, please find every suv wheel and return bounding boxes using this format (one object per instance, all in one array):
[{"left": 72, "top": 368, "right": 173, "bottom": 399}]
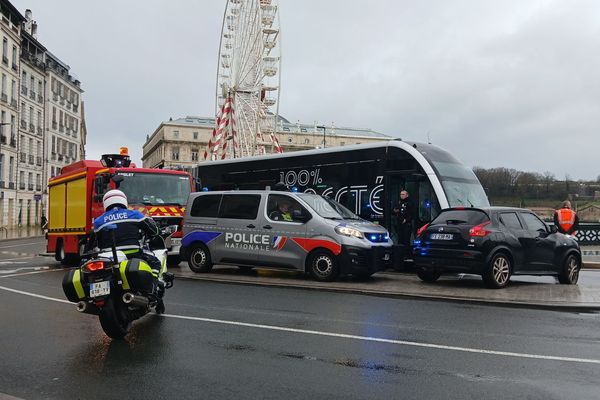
[
  {"left": 308, "top": 249, "right": 340, "bottom": 282},
  {"left": 558, "top": 254, "right": 580, "bottom": 284},
  {"left": 483, "top": 252, "right": 512, "bottom": 289},
  {"left": 417, "top": 268, "right": 441, "bottom": 283},
  {"left": 187, "top": 243, "right": 213, "bottom": 273}
]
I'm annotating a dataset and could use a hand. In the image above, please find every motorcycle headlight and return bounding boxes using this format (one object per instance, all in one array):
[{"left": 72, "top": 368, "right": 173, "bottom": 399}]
[{"left": 335, "top": 225, "right": 364, "bottom": 239}]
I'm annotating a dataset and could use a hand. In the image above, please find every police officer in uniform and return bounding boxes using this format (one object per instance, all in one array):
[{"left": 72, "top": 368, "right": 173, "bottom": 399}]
[
  {"left": 269, "top": 199, "right": 294, "bottom": 222},
  {"left": 92, "top": 190, "right": 165, "bottom": 299},
  {"left": 392, "top": 190, "right": 414, "bottom": 248}
]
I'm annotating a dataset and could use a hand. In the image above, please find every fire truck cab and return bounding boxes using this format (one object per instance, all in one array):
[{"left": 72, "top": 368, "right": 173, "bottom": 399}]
[{"left": 47, "top": 149, "right": 193, "bottom": 266}]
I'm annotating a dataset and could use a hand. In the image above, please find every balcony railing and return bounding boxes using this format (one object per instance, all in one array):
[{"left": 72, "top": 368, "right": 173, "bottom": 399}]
[
  {"left": 27, "top": 184, "right": 33, "bottom": 191},
  {"left": 11, "top": 62, "right": 17, "bottom": 71},
  {"left": 19, "top": 152, "right": 26, "bottom": 163},
  {"left": 59, "top": 98, "right": 65, "bottom": 106},
  {"left": 59, "top": 125, "right": 64, "bottom": 133},
  {"left": 10, "top": 138, "right": 16, "bottom": 147},
  {"left": 29, "top": 123, "right": 35, "bottom": 133},
  {"left": 36, "top": 185, "right": 42, "bottom": 191},
  {"left": 28, "top": 155, "right": 34, "bottom": 164},
  {"left": 21, "top": 85, "right": 27, "bottom": 95},
  {"left": 37, "top": 95, "right": 43, "bottom": 104},
  {"left": 8, "top": 182, "right": 14, "bottom": 189},
  {"left": 36, "top": 156, "right": 42, "bottom": 166},
  {"left": 0, "top": 93, "right": 7, "bottom": 103},
  {"left": 73, "top": 105, "right": 79, "bottom": 113},
  {"left": 52, "top": 93, "right": 58, "bottom": 101},
  {"left": 37, "top": 127, "right": 42, "bottom": 135},
  {"left": 57, "top": 154, "right": 63, "bottom": 161},
  {"left": 19, "top": 183, "right": 25, "bottom": 190},
  {"left": 29, "top": 91, "right": 36, "bottom": 100}
]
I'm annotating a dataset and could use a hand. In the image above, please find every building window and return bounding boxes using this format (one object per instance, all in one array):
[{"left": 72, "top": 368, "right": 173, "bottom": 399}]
[
  {"left": 11, "top": 79, "right": 15, "bottom": 101},
  {"left": 171, "top": 147, "right": 179, "bottom": 161},
  {"left": 287, "top": 137, "right": 293, "bottom": 143},
  {"left": 191, "top": 149, "right": 199, "bottom": 162},
  {"left": 340, "top": 141, "right": 345, "bottom": 146},
  {"left": 11, "top": 45, "right": 16, "bottom": 66},
  {"left": 1, "top": 73, "right": 6, "bottom": 95},
  {"left": 2, "top": 38, "right": 7, "bottom": 64},
  {"left": 173, "top": 130, "right": 179, "bottom": 139},
  {"left": 193, "top": 131, "right": 198, "bottom": 140},
  {"left": 304, "top": 138, "right": 309, "bottom": 144},
  {"left": 0, "top": 154, "right": 3, "bottom": 183}
]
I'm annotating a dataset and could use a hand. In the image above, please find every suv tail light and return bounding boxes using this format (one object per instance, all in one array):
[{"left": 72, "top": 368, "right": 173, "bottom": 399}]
[
  {"left": 469, "top": 221, "right": 491, "bottom": 237},
  {"left": 416, "top": 223, "right": 430, "bottom": 237}
]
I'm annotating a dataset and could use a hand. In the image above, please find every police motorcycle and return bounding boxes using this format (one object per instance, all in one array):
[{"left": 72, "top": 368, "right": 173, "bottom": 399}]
[{"left": 62, "top": 224, "right": 176, "bottom": 339}]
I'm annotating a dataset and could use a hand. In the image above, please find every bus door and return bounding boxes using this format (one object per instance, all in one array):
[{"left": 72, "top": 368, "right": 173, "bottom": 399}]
[{"left": 386, "top": 173, "right": 439, "bottom": 245}]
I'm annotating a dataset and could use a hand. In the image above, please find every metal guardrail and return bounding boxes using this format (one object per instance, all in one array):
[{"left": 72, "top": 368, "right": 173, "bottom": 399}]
[{"left": 575, "top": 224, "right": 600, "bottom": 245}]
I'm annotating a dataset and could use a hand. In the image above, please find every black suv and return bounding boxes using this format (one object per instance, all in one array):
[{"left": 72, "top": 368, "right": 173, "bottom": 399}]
[{"left": 412, "top": 207, "right": 582, "bottom": 288}]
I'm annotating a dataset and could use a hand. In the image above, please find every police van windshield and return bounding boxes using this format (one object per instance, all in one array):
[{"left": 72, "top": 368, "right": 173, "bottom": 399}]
[
  {"left": 298, "top": 194, "right": 361, "bottom": 220},
  {"left": 117, "top": 173, "right": 191, "bottom": 206}
]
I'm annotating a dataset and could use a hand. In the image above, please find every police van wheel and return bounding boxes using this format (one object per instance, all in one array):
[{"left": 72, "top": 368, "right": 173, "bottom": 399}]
[
  {"left": 308, "top": 249, "right": 339, "bottom": 282},
  {"left": 188, "top": 243, "right": 213, "bottom": 273}
]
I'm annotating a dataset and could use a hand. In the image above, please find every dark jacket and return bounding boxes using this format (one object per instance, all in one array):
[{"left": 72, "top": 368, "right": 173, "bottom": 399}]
[
  {"left": 393, "top": 198, "right": 414, "bottom": 226},
  {"left": 93, "top": 207, "right": 159, "bottom": 251}
]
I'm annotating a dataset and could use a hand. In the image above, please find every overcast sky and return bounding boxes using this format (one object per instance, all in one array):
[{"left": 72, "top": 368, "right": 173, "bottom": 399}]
[{"left": 12, "top": 0, "right": 600, "bottom": 180}]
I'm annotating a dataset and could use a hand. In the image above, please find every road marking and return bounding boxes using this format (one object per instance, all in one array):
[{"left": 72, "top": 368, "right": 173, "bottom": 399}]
[
  {"left": 0, "top": 241, "right": 45, "bottom": 249},
  {"left": 0, "top": 283, "right": 599, "bottom": 365},
  {"left": 0, "top": 256, "right": 40, "bottom": 262},
  {"left": 0, "top": 261, "right": 27, "bottom": 265},
  {"left": 0, "top": 266, "right": 50, "bottom": 274},
  {"left": 0, "top": 268, "right": 57, "bottom": 279}
]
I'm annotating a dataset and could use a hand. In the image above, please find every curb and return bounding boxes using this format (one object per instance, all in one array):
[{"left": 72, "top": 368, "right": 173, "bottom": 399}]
[{"left": 171, "top": 270, "right": 600, "bottom": 312}]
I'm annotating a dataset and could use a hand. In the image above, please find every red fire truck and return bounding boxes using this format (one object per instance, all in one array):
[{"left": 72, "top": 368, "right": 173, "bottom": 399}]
[{"left": 47, "top": 148, "right": 194, "bottom": 266}]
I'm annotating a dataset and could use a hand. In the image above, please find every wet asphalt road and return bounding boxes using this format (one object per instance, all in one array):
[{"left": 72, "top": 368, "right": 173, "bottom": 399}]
[{"left": 0, "top": 238, "right": 599, "bottom": 400}]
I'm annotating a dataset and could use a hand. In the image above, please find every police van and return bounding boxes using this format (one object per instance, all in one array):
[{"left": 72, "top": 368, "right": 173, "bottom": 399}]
[{"left": 180, "top": 190, "right": 393, "bottom": 281}]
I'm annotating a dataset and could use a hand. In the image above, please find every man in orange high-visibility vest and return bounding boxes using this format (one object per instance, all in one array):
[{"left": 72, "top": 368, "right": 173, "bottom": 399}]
[{"left": 553, "top": 200, "right": 579, "bottom": 235}]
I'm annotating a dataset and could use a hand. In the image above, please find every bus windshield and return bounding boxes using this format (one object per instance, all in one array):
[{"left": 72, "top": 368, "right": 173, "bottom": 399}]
[
  {"left": 431, "top": 161, "right": 490, "bottom": 208},
  {"left": 117, "top": 173, "right": 191, "bottom": 206},
  {"left": 298, "top": 194, "right": 361, "bottom": 220}
]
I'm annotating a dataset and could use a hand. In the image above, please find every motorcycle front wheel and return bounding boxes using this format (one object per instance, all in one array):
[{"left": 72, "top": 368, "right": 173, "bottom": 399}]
[{"left": 99, "top": 296, "right": 131, "bottom": 339}]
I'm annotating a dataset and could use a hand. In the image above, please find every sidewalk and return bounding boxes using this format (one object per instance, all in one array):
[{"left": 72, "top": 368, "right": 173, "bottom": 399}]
[
  {"left": 0, "top": 226, "right": 44, "bottom": 241},
  {"left": 171, "top": 266, "right": 600, "bottom": 311}
]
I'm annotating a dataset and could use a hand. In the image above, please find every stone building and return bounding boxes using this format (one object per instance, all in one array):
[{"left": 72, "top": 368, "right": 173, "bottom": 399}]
[
  {"left": 142, "top": 116, "right": 391, "bottom": 170},
  {"left": 0, "top": 2, "right": 84, "bottom": 228}
]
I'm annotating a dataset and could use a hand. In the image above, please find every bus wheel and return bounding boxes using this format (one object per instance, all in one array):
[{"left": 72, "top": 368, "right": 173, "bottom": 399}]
[
  {"left": 188, "top": 243, "right": 213, "bottom": 273},
  {"left": 308, "top": 249, "right": 339, "bottom": 282}
]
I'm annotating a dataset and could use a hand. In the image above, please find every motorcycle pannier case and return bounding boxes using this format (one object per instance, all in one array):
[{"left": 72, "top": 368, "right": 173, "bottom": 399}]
[
  {"left": 62, "top": 269, "right": 88, "bottom": 303},
  {"left": 119, "top": 258, "right": 155, "bottom": 295}
]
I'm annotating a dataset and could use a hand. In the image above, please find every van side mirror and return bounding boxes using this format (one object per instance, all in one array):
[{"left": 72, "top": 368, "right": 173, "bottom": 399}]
[{"left": 550, "top": 225, "right": 558, "bottom": 234}]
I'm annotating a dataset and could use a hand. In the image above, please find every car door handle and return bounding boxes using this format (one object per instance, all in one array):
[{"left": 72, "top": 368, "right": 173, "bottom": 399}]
[
  {"left": 263, "top": 225, "right": 272, "bottom": 229},
  {"left": 246, "top": 224, "right": 255, "bottom": 229}
]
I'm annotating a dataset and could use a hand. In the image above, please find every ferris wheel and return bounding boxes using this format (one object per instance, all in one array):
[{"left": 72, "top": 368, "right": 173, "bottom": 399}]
[{"left": 205, "top": 0, "right": 282, "bottom": 160}]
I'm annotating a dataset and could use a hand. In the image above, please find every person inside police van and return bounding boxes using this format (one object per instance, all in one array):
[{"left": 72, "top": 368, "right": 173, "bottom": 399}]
[{"left": 269, "top": 199, "right": 294, "bottom": 222}]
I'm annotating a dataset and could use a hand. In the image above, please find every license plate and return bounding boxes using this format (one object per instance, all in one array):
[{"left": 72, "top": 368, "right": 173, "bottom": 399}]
[
  {"left": 430, "top": 233, "right": 453, "bottom": 240},
  {"left": 89, "top": 281, "right": 110, "bottom": 297}
]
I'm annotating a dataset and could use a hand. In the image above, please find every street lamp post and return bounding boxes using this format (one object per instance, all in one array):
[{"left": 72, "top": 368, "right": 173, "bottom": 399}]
[{"left": 316, "top": 125, "right": 326, "bottom": 148}]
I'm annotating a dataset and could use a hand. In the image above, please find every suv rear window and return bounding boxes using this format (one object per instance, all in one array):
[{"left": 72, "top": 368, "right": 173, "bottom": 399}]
[
  {"left": 431, "top": 209, "right": 489, "bottom": 226},
  {"left": 190, "top": 194, "right": 222, "bottom": 218}
]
